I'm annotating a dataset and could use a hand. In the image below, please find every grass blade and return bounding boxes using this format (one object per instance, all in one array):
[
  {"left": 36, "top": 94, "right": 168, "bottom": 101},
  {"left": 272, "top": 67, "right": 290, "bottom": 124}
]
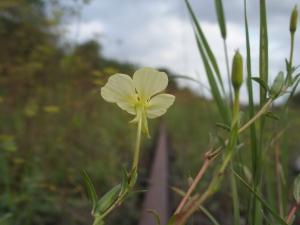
[
  {"left": 83, "top": 169, "right": 98, "bottom": 212},
  {"left": 185, "top": 0, "right": 231, "bottom": 125},
  {"left": 185, "top": 0, "right": 226, "bottom": 95},
  {"left": 214, "top": 0, "right": 226, "bottom": 39},
  {"left": 228, "top": 167, "right": 287, "bottom": 225}
]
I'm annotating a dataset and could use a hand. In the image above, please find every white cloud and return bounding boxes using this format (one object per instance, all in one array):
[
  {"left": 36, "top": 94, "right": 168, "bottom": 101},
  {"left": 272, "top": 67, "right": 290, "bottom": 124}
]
[{"left": 62, "top": 0, "right": 300, "bottom": 104}]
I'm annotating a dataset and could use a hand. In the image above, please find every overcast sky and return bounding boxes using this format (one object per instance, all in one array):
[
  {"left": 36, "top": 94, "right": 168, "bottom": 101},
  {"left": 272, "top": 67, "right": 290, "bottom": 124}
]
[{"left": 60, "top": 0, "right": 300, "bottom": 104}]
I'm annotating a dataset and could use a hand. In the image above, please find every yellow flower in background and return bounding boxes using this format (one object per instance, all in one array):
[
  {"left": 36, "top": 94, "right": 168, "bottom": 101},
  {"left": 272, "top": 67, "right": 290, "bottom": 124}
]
[
  {"left": 101, "top": 67, "right": 175, "bottom": 137},
  {"left": 43, "top": 106, "right": 60, "bottom": 113}
]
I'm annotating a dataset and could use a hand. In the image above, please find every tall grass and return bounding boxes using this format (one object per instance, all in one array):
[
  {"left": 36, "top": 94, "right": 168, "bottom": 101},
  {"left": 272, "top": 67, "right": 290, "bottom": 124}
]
[{"left": 167, "top": 0, "right": 300, "bottom": 224}]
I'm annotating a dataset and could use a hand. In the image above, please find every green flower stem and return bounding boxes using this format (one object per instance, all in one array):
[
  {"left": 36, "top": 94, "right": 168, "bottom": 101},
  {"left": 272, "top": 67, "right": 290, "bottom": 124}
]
[
  {"left": 233, "top": 89, "right": 240, "bottom": 124},
  {"left": 92, "top": 114, "right": 142, "bottom": 224},
  {"left": 93, "top": 217, "right": 104, "bottom": 225},
  {"left": 289, "top": 32, "right": 295, "bottom": 69},
  {"left": 132, "top": 117, "right": 142, "bottom": 171}
]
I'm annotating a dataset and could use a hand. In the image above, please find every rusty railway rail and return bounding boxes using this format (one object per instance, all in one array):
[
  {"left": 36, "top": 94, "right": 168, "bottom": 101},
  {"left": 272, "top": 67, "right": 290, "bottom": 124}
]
[{"left": 138, "top": 125, "right": 170, "bottom": 225}]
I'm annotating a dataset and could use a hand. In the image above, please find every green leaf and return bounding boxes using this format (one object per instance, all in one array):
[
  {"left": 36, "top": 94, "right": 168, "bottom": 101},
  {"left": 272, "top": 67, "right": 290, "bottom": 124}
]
[
  {"left": 120, "top": 190, "right": 147, "bottom": 203},
  {"left": 82, "top": 169, "right": 98, "bottom": 212},
  {"left": 166, "top": 215, "right": 179, "bottom": 225},
  {"left": 251, "top": 77, "right": 269, "bottom": 91},
  {"left": 94, "top": 184, "right": 121, "bottom": 216},
  {"left": 199, "top": 206, "right": 220, "bottom": 225},
  {"left": 285, "top": 58, "right": 292, "bottom": 86},
  {"left": 291, "top": 73, "right": 300, "bottom": 85},
  {"left": 168, "top": 75, "right": 211, "bottom": 92},
  {"left": 293, "top": 173, "right": 300, "bottom": 203},
  {"left": 216, "top": 123, "right": 230, "bottom": 132},
  {"left": 214, "top": 0, "right": 227, "bottom": 39},
  {"left": 268, "top": 71, "right": 284, "bottom": 99},
  {"left": 262, "top": 210, "right": 272, "bottom": 225},
  {"left": 229, "top": 167, "right": 288, "bottom": 225},
  {"left": 120, "top": 165, "right": 129, "bottom": 196},
  {"left": 265, "top": 111, "right": 280, "bottom": 120},
  {"left": 217, "top": 132, "right": 226, "bottom": 148},
  {"left": 228, "top": 122, "right": 238, "bottom": 150},
  {"left": 128, "top": 167, "right": 138, "bottom": 189},
  {"left": 238, "top": 111, "right": 244, "bottom": 128},
  {"left": 147, "top": 209, "right": 161, "bottom": 225},
  {"left": 285, "top": 58, "right": 289, "bottom": 72},
  {"left": 185, "top": 0, "right": 231, "bottom": 125}
]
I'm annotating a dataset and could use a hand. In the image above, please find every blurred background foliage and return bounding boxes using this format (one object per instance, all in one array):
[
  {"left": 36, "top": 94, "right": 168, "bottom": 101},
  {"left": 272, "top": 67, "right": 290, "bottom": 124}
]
[
  {"left": 0, "top": 0, "right": 145, "bottom": 224},
  {"left": 1, "top": 0, "right": 300, "bottom": 225}
]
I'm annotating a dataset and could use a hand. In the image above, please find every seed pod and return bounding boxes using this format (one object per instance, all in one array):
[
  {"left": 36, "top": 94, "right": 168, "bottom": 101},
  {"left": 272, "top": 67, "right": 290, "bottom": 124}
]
[
  {"left": 290, "top": 5, "right": 298, "bottom": 33},
  {"left": 268, "top": 71, "right": 284, "bottom": 99},
  {"left": 231, "top": 50, "right": 243, "bottom": 90}
]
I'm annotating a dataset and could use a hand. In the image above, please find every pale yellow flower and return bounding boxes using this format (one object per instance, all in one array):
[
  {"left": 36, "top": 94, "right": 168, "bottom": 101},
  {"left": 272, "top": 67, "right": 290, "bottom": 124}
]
[{"left": 101, "top": 67, "right": 175, "bottom": 137}]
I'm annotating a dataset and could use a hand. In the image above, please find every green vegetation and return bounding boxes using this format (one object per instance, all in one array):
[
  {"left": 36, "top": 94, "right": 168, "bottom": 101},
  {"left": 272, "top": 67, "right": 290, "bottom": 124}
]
[{"left": 0, "top": 1, "right": 148, "bottom": 224}]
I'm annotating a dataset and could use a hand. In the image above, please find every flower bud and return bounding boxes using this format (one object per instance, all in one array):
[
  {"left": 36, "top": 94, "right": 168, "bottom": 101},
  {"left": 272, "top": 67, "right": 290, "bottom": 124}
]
[
  {"left": 268, "top": 71, "right": 284, "bottom": 99},
  {"left": 231, "top": 50, "right": 243, "bottom": 90},
  {"left": 290, "top": 5, "right": 298, "bottom": 33}
]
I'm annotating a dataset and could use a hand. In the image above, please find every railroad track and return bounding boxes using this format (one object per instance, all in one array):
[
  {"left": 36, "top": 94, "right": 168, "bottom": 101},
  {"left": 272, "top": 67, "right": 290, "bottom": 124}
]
[{"left": 138, "top": 125, "right": 169, "bottom": 225}]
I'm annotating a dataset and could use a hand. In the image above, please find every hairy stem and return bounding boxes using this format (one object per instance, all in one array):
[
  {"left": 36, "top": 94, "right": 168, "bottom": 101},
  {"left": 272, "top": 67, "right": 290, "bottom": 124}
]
[{"left": 174, "top": 155, "right": 211, "bottom": 215}]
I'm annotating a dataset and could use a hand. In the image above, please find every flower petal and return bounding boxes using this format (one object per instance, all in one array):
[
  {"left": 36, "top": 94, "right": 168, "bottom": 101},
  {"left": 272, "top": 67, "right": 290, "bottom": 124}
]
[
  {"left": 101, "top": 74, "right": 137, "bottom": 104},
  {"left": 116, "top": 102, "right": 135, "bottom": 115},
  {"left": 133, "top": 67, "right": 168, "bottom": 103},
  {"left": 146, "top": 94, "right": 175, "bottom": 119}
]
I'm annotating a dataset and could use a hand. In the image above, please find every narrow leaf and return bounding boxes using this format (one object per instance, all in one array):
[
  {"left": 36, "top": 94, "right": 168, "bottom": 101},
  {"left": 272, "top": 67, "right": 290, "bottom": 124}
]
[
  {"left": 128, "top": 172, "right": 138, "bottom": 189},
  {"left": 228, "top": 122, "right": 238, "bottom": 150},
  {"left": 120, "top": 165, "right": 129, "bottom": 196},
  {"left": 83, "top": 169, "right": 98, "bottom": 212},
  {"left": 293, "top": 173, "right": 300, "bottom": 203},
  {"left": 94, "top": 184, "right": 121, "bottom": 216},
  {"left": 229, "top": 167, "right": 287, "bottom": 225},
  {"left": 147, "top": 209, "right": 161, "bottom": 225},
  {"left": 168, "top": 75, "right": 211, "bottom": 92},
  {"left": 199, "top": 206, "right": 220, "bottom": 225},
  {"left": 120, "top": 190, "right": 147, "bottom": 203},
  {"left": 268, "top": 71, "right": 284, "bottom": 99},
  {"left": 238, "top": 111, "right": 244, "bottom": 128},
  {"left": 186, "top": 0, "right": 225, "bottom": 92},
  {"left": 214, "top": 0, "right": 227, "bottom": 39},
  {"left": 291, "top": 73, "right": 300, "bottom": 85},
  {"left": 216, "top": 123, "right": 230, "bottom": 132},
  {"left": 185, "top": 0, "right": 231, "bottom": 125},
  {"left": 251, "top": 77, "right": 269, "bottom": 91},
  {"left": 217, "top": 132, "right": 226, "bottom": 148},
  {"left": 262, "top": 210, "right": 272, "bottom": 225},
  {"left": 166, "top": 215, "right": 179, "bottom": 225},
  {"left": 265, "top": 111, "right": 280, "bottom": 120}
]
